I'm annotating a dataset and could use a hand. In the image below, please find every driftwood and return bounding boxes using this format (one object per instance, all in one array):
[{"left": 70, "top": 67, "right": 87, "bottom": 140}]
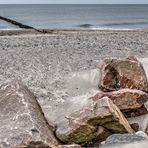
[{"left": 0, "top": 16, "right": 48, "bottom": 33}]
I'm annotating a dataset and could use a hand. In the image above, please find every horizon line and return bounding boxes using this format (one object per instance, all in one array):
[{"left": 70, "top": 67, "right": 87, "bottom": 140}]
[{"left": 0, "top": 3, "right": 148, "bottom": 4}]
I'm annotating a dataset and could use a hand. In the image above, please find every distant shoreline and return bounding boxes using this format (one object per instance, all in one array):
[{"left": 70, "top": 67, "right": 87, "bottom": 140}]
[{"left": 0, "top": 28, "right": 148, "bottom": 36}]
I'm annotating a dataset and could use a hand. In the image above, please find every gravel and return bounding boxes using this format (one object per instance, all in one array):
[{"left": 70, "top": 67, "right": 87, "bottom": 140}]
[{"left": 0, "top": 30, "right": 148, "bottom": 125}]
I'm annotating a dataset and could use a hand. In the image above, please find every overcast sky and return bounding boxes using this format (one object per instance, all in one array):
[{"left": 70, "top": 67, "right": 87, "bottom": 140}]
[{"left": 0, "top": 0, "right": 148, "bottom": 4}]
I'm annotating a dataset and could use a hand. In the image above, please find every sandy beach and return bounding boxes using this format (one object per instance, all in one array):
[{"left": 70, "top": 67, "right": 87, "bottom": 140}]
[{"left": 0, "top": 29, "right": 148, "bottom": 123}]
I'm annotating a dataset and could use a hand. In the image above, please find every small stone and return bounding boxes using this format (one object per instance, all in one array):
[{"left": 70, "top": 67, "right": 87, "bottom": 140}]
[
  {"left": 130, "top": 123, "right": 139, "bottom": 132},
  {"left": 98, "top": 56, "right": 148, "bottom": 92},
  {"left": 136, "top": 131, "right": 148, "bottom": 138}
]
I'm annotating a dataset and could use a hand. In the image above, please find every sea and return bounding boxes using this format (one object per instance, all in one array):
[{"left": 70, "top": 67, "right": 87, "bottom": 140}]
[{"left": 0, "top": 4, "right": 148, "bottom": 30}]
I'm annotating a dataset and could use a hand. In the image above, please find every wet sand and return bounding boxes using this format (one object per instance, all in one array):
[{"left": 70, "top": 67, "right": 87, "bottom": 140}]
[{"left": 0, "top": 29, "right": 148, "bottom": 126}]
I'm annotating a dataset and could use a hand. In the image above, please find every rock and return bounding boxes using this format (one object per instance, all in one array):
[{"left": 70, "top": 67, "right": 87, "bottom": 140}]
[
  {"left": 98, "top": 56, "right": 148, "bottom": 92},
  {"left": 0, "top": 81, "right": 59, "bottom": 148},
  {"left": 136, "top": 131, "right": 148, "bottom": 138},
  {"left": 125, "top": 106, "right": 148, "bottom": 117},
  {"left": 88, "top": 97, "right": 134, "bottom": 133},
  {"left": 91, "top": 88, "right": 148, "bottom": 117},
  {"left": 56, "top": 118, "right": 97, "bottom": 144},
  {"left": 59, "top": 144, "right": 81, "bottom": 148},
  {"left": 86, "top": 126, "right": 111, "bottom": 147},
  {"left": 80, "top": 126, "right": 111, "bottom": 147},
  {"left": 93, "top": 126, "right": 111, "bottom": 143},
  {"left": 130, "top": 123, "right": 139, "bottom": 132},
  {"left": 56, "top": 97, "right": 133, "bottom": 144},
  {"left": 102, "top": 141, "right": 148, "bottom": 148},
  {"left": 104, "top": 133, "right": 147, "bottom": 146}
]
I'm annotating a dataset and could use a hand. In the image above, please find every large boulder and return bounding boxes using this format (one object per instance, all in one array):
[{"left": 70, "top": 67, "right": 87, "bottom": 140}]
[
  {"left": 56, "top": 97, "right": 133, "bottom": 144},
  {"left": 0, "top": 81, "right": 59, "bottom": 148},
  {"left": 98, "top": 56, "right": 148, "bottom": 92},
  {"left": 91, "top": 89, "right": 148, "bottom": 117}
]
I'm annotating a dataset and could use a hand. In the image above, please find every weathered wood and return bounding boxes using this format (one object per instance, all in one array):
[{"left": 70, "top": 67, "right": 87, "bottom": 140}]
[{"left": 0, "top": 16, "right": 47, "bottom": 33}]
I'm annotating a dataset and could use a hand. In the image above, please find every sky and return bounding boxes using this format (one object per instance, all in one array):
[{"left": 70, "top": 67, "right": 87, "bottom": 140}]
[{"left": 0, "top": 0, "right": 148, "bottom": 4}]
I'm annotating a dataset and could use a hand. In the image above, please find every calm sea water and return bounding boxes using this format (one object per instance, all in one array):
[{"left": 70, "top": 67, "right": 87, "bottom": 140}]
[{"left": 0, "top": 4, "right": 148, "bottom": 30}]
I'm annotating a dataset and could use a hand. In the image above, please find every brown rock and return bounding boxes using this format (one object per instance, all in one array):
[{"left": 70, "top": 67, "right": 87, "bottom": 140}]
[
  {"left": 99, "top": 56, "right": 148, "bottom": 92},
  {"left": 56, "top": 97, "right": 133, "bottom": 144},
  {"left": 0, "top": 81, "right": 59, "bottom": 148},
  {"left": 130, "top": 123, "right": 139, "bottom": 132},
  {"left": 91, "top": 89, "right": 148, "bottom": 117},
  {"left": 87, "top": 97, "right": 134, "bottom": 133},
  {"left": 125, "top": 105, "right": 148, "bottom": 117}
]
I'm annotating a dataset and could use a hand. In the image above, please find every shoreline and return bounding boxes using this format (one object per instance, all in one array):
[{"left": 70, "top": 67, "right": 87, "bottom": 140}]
[{"left": 0, "top": 28, "right": 148, "bottom": 36}]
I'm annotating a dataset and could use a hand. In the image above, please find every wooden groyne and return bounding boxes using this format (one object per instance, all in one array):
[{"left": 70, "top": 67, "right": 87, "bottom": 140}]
[{"left": 0, "top": 16, "right": 47, "bottom": 33}]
